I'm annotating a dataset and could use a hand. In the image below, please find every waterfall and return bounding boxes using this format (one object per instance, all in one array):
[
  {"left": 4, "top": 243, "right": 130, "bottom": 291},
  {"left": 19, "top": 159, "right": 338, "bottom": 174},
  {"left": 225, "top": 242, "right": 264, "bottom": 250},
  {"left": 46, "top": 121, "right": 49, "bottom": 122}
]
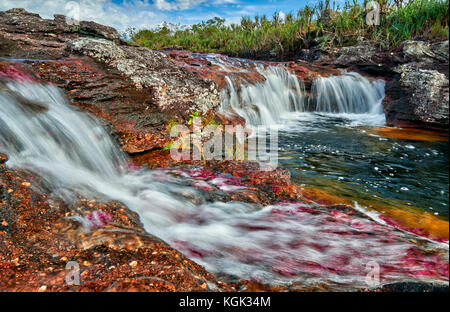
[
  {"left": 0, "top": 81, "right": 189, "bottom": 231},
  {"left": 0, "top": 80, "right": 444, "bottom": 289},
  {"left": 220, "top": 67, "right": 385, "bottom": 127},
  {"left": 220, "top": 66, "right": 305, "bottom": 126},
  {"left": 311, "top": 72, "right": 385, "bottom": 114},
  {"left": 0, "top": 82, "right": 128, "bottom": 196}
]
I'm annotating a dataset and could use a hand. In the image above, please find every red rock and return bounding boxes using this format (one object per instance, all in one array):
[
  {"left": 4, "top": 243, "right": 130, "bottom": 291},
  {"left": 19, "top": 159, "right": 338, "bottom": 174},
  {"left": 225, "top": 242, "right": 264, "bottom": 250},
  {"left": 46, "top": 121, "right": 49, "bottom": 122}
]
[{"left": 0, "top": 161, "right": 234, "bottom": 292}]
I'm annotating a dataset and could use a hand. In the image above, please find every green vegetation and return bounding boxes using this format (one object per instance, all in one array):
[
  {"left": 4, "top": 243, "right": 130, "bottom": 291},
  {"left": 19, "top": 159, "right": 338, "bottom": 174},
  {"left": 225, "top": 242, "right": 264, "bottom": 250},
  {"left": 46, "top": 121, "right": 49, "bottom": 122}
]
[
  {"left": 188, "top": 110, "right": 201, "bottom": 125},
  {"left": 128, "top": 0, "right": 449, "bottom": 59}
]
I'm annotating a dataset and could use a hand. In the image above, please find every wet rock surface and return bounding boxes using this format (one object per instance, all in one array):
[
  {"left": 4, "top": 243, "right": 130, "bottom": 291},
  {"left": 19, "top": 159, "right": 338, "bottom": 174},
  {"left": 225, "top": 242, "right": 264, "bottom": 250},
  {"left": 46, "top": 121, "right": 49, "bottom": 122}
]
[
  {"left": 0, "top": 153, "right": 233, "bottom": 291},
  {"left": 1, "top": 8, "right": 220, "bottom": 153},
  {"left": 383, "top": 63, "right": 449, "bottom": 129},
  {"left": 297, "top": 40, "right": 449, "bottom": 130},
  {"left": 28, "top": 57, "right": 169, "bottom": 153},
  {"left": 132, "top": 150, "right": 302, "bottom": 207},
  {"left": 382, "top": 41, "right": 449, "bottom": 130},
  {"left": 164, "top": 50, "right": 339, "bottom": 94},
  {"left": 1, "top": 9, "right": 449, "bottom": 292}
]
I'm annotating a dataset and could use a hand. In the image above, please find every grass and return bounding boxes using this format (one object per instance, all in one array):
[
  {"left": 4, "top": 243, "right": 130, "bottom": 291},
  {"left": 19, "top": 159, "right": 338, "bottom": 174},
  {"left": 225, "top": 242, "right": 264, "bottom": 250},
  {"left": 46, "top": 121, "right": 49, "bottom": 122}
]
[{"left": 128, "top": 0, "right": 449, "bottom": 59}]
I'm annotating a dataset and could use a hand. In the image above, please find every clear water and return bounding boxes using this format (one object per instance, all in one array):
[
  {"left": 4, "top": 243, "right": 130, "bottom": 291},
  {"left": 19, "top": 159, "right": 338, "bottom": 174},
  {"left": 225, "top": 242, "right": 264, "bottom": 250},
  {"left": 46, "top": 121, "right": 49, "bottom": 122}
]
[
  {"left": 277, "top": 113, "right": 449, "bottom": 220},
  {"left": 1, "top": 68, "right": 448, "bottom": 291},
  {"left": 218, "top": 61, "right": 448, "bottom": 221}
]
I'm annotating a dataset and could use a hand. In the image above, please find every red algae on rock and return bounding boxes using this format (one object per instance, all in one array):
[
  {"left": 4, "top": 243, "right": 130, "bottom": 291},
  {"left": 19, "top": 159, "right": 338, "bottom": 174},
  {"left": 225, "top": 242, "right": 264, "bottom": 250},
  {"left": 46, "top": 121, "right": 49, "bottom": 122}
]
[
  {"left": 166, "top": 199, "right": 448, "bottom": 290},
  {"left": 1, "top": 8, "right": 449, "bottom": 293},
  {"left": 0, "top": 63, "right": 38, "bottom": 83},
  {"left": 0, "top": 153, "right": 234, "bottom": 292}
]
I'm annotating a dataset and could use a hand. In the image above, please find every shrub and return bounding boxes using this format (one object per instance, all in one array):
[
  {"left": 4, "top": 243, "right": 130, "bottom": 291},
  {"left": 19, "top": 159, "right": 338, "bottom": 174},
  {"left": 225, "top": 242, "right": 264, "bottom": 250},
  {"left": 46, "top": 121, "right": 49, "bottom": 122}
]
[{"left": 130, "top": 0, "right": 449, "bottom": 59}]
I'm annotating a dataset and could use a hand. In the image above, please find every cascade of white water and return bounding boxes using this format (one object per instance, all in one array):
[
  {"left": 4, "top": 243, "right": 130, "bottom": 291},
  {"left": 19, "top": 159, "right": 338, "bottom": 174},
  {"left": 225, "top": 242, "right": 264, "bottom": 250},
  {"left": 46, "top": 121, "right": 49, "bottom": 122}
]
[
  {"left": 1, "top": 79, "right": 444, "bottom": 290},
  {"left": 220, "top": 66, "right": 305, "bottom": 126},
  {"left": 312, "top": 72, "right": 385, "bottom": 114},
  {"left": 0, "top": 82, "right": 127, "bottom": 179},
  {"left": 220, "top": 67, "right": 385, "bottom": 127},
  {"left": 0, "top": 82, "right": 190, "bottom": 230}
]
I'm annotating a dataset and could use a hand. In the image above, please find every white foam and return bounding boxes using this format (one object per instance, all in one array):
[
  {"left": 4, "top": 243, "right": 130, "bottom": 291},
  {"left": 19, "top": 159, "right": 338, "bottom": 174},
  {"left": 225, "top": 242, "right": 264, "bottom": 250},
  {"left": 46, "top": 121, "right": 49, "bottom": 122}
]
[{"left": 220, "top": 67, "right": 386, "bottom": 129}]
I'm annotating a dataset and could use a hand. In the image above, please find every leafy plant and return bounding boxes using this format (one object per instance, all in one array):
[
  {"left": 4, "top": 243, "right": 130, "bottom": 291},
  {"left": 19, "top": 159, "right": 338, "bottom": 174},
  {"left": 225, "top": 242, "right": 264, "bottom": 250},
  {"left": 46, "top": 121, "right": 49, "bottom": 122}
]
[{"left": 188, "top": 110, "right": 201, "bottom": 125}]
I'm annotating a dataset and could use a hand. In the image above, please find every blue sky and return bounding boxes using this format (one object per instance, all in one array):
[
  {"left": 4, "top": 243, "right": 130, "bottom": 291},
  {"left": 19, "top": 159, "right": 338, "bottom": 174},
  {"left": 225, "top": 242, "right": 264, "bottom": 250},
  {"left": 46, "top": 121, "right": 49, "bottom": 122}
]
[{"left": 0, "top": 0, "right": 319, "bottom": 31}]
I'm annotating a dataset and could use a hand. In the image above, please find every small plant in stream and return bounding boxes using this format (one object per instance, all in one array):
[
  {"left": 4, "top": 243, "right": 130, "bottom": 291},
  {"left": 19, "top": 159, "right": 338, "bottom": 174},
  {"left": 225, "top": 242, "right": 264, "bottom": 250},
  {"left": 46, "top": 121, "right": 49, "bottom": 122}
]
[{"left": 188, "top": 110, "right": 201, "bottom": 125}]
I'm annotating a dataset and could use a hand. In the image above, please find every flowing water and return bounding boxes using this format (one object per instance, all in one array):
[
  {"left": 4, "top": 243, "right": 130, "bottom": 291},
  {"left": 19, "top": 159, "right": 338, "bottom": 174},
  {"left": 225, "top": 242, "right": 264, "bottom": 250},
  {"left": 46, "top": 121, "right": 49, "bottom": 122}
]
[
  {"left": 221, "top": 68, "right": 385, "bottom": 127},
  {"left": 220, "top": 66, "right": 306, "bottom": 126},
  {"left": 0, "top": 61, "right": 448, "bottom": 290},
  {"left": 219, "top": 63, "right": 448, "bottom": 221}
]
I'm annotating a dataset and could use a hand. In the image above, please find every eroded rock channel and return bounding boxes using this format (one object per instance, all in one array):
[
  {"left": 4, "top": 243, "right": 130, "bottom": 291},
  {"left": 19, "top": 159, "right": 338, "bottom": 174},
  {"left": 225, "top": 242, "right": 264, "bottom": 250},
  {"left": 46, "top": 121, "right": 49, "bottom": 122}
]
[{"left": 1, "top": 9, "right": 448, "bottom": 292}]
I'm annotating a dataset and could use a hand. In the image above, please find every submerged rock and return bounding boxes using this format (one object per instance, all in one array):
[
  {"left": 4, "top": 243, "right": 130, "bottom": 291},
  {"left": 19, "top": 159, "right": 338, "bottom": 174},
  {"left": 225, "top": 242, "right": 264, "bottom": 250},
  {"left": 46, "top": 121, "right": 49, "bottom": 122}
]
[{"left": 0, "top": 155, "right": 232, "bottom": 291}]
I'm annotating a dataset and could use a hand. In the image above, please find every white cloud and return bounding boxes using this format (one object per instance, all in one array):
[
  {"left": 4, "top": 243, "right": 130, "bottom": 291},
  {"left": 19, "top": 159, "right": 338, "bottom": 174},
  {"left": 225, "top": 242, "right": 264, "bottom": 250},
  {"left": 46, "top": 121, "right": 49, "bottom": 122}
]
[
  {"left": 153, "top": 0, "right": 174, "bottom": 10},
  {"left": 153, "top": 0, "right": 208, "bottom": 11},
  {"left": 0, "top": 0, "right": 276, "bottom": 31},
  {"left": 153, "top": 0, "right": 239, "bottom": 11},
  {"left": 224, "top": 15, "right": 242, "bottom": 25},
  {"left": 0, "top": 0, "right": 166, "bottom": 31}
]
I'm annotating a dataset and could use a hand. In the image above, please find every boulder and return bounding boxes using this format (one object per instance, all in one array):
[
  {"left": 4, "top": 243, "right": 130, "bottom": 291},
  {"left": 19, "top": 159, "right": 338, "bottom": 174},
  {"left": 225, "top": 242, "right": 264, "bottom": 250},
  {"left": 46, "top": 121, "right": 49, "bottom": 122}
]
[
  {"left": 67, "top": 38, "right": 219, "bottom": 114},
  {"left": 383, "top": 63, "right": 449, "bottom": 129},
  {"left": 402, "top": 40, "right": 449, "bottom": 63}
]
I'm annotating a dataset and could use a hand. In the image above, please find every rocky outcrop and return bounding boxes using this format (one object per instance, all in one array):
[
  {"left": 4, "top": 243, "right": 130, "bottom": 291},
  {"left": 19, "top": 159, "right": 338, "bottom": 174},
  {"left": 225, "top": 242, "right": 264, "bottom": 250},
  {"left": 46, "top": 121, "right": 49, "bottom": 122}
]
[
  {"left": 67, "top": 38, "right": 219, "bottom": 114},
  {"left": 297, "top": 40, "right": 449, "bottom": 130},
  {"left": 402, "top": 40, "right": 449, "bottom": 64},
  {"left": 1, "top": 9, "right": 221, "bottom": 153},
  {"left": 28, "top": 58, "right": 171, "bottom": 153},
  {"left": 383, "top": 63, "right": 449, "bottom": 129},
  {"left": 0, "top": 8, "right": 120, "bottom": 60},
  {"left": 382, "top": 41, "right": 449, "bottom": 130},
  {"left": 297, "top": 41, "right": 399, "bottom": 68}
]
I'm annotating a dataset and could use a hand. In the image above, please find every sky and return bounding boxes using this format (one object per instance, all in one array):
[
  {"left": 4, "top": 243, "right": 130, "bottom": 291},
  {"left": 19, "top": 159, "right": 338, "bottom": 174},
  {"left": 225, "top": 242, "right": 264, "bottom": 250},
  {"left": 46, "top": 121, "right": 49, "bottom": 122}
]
[{"left": 0, "top": 0, "right": 321, "bottom": 31}]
